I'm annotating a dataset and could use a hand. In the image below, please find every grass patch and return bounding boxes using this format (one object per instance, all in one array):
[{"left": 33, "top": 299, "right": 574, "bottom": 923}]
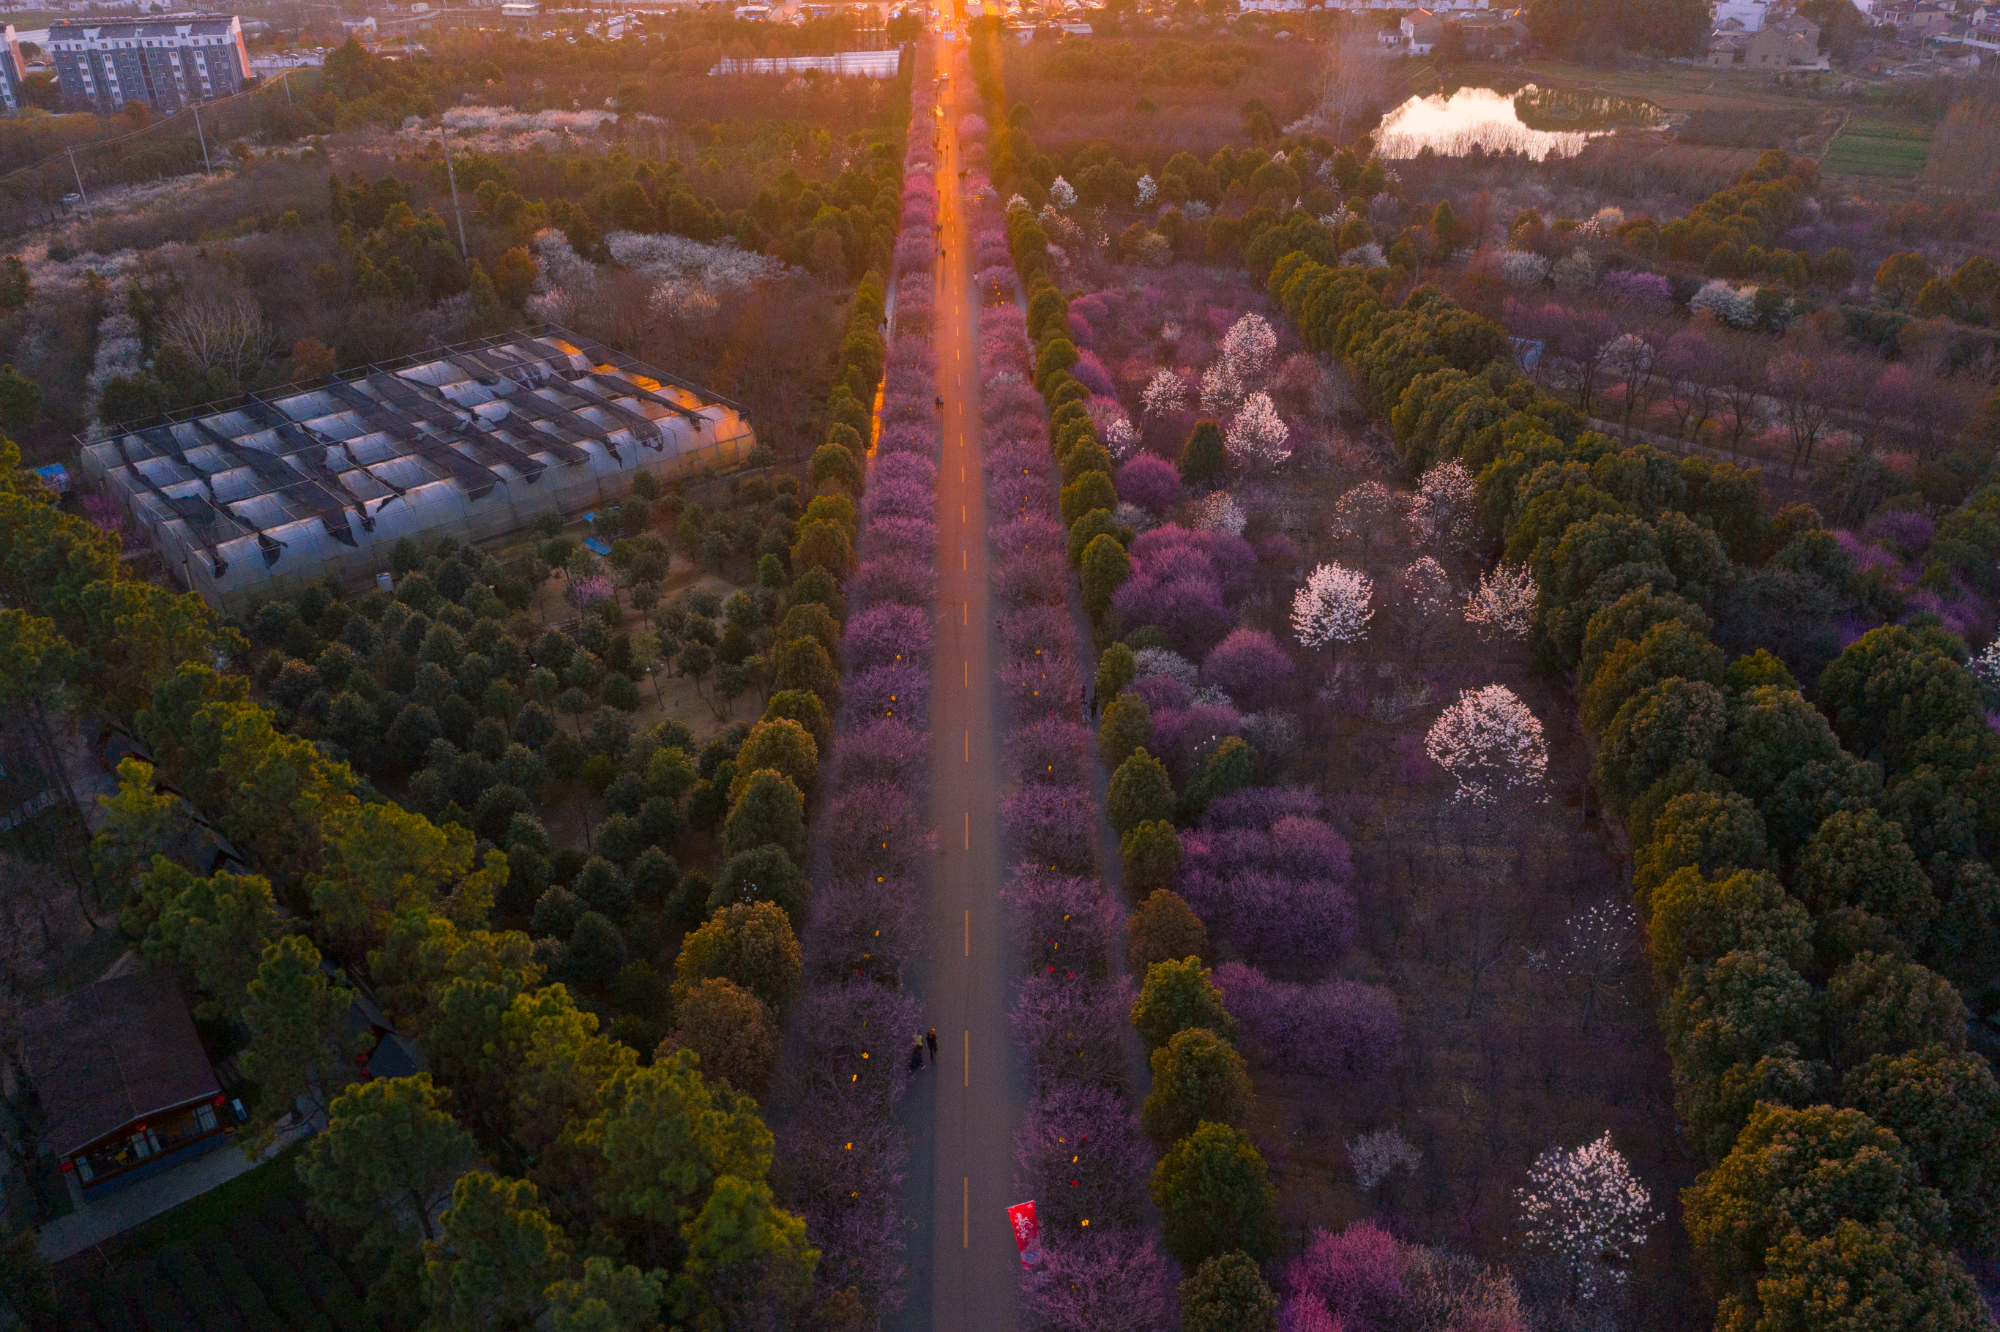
[
  {"left": 100, "top": 1141, "right": 309, "bottom": 1264},
  {"left": 1822, "top": 117, "right": 1931, "bottom": 178}
]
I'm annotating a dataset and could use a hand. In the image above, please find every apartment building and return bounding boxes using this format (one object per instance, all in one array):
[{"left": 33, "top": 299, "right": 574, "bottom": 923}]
[
  {"left": 0, "top": 26, "right": 26, "bottom": 114},
  {"left": 47, "top": 14, "right": 249, "bottom": 113}
]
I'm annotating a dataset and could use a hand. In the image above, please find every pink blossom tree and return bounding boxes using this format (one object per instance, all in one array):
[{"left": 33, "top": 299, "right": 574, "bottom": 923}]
[
  {"left": 1284, "top": 1221, "right": 1407, "bottom": 1331},
  {"left": 999, "top": 784, "right": 1098, "bottom": 873}
]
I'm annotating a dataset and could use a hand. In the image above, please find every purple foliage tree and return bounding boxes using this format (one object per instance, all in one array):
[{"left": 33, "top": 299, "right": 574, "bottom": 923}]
[
  {"left": 1201, "top": 628, "right": 1295, "bottom": 711},
  {"left": 1115, "top": 453, "right": 1184, "bottom": 517},
  {"left": 999, "top": 784, "right": 1098, "bottom": 873},
  {"left": 843, "top": 603, "right": 937, "bottom": 673},
  {"left": 1013, "top": 1084, "right": 1154, "bottom": 1233},
  {"left": 1021, "top": 1226, "right": 1178, "bottom": 1332},
  {"left": 1002, "top": 866, "right": 1115, "bottom": 980},
  {"left": 821, "top": 780, "right": 934, "bottom": 880},
  {"left": 1010, "top": 975, "right": 1131, "bottom": 1093},
  {"left": 1285, "top": 1222, "right": 1407, "bottom": 1332}
]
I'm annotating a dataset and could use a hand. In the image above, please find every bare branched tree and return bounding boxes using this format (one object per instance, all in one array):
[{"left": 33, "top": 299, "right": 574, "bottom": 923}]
[
  {"left": 1307, "top": 31, "right": 1397, "bottom": 139},
  {"left": 159, "top": 291, "right": 275, "bottom": 385}
]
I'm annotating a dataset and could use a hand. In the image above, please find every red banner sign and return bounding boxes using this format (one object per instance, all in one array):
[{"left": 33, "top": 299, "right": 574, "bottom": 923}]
[{"left": 1007, "top": 1200, "right": 1044, "bottom": 1268}]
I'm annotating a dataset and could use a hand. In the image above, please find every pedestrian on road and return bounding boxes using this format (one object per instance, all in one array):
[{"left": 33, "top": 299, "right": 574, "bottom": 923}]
[
  {"left": 926, "top": 1028, "right": 939, "bottom": 1063},
  {"left": 908, "top": 1034, "right": 925, "bottom": 1074}
]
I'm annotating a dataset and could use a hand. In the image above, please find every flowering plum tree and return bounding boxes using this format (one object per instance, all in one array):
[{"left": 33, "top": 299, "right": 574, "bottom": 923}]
[
  {"left": 1200, "top": 360, "right": 1245, "bottom": 417},
  {"left": 1346, "top": 1126, "right": 1421, "bottom": 1193},
  {"left": 1515, "top": 1132, "right": 1657, "bottom": 1303},
  {"left": 1201, "top": 629, "right": 1294, "bottom": 711},
  {"left": 1329, "top": 481, "right": 1395, "bottom": 560},
  {"left": 1220, "top": 312, "right": 1278, "bottom": 387},
  {"left": 1291, "top": 563, "right": 1375, "bottom": 653},
  {"left": 1115, "top": 454, "right": 1183, "bottom": 517},
  {"left": 1400, "top": 556, "right": 1453, "bottom": 658},
  {"left": 1226, "top": 392, "right": 1291, "bottom": 469},
  {"left": 1021, "top": 1226, "right": 1177, "bottom": 1332},
  {"left": 1463, "top": 563, "right": 1539, "bottom": 642},
  {"left": 1424, "top": 685, "right": 1548, "bottom": 806},
  {"left": 1405, "top": 461, "right": 1478, "bottom": 553},
  {"left": 1142, "top": 368, "right": 1188, "bottom": 419}
]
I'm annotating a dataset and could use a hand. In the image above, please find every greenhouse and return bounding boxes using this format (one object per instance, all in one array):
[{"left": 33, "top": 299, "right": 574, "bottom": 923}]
[{"left": 79, "top": 328, "right": 757, "bottom": 613}]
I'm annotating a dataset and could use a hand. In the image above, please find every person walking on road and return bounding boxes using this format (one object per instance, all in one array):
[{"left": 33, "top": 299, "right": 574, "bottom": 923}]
[
  {"left": 909, "top": 1034, "right": 926, "bottom": 1074},
  {"left": 926, "top": 1028, "right": 940, "bottom": 1063}
]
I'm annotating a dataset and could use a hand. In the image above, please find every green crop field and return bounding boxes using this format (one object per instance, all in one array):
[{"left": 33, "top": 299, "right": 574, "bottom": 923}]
[{"left": 1822, "top": 117, "right": 1933, "bottom": 178}]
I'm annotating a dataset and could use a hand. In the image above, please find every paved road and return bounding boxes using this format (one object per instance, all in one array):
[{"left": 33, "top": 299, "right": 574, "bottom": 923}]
[{"left": 896, "top": 64, "right": 1025, "bottom": 1332}]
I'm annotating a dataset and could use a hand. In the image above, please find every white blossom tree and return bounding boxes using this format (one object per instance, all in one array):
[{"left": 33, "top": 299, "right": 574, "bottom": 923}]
[
  {"left": 1462, "top": 564, "right": 1539, "bottom": 641},
  {"left": 1225, "top": 392, "right": 1291, "bottom": 469},
  {"left": 1405, "top": 460, "right": 1479, "bottom": 553},
  {"left": 1292, "top": 562, "right": 1374, "bottom": 652},
  {"left": 1047, "top": 175, "right": 1078, "bottom": 209},
  {"left": 1134, "top": 173, "right": 1158, "bottom": 208},
  {"left": 1200, "top": 360, "right": 1245, "bottom": 416},
  {"left": 1141, "top": 368, "right": 1187, "bottom": 419},
  {"left": 1516, "top": 1132, "right": 1658, "bottom": 1304},
  {"left": 1424, "top": 684, "right": 1548, "bottom": 806},
  {"left": 1189, "top": 491, "right": 1247, "bottom": 536},
  {"left": 1970, "top": 638, "right": 2000, "bottom": 694},
  {"left": 1102, "top": 414, "right": 1139, "bottom": 458},
  {"left": 1400, "top": 556, "right": 1454, "bottom": 658},
  {"left": 1347, "top": 1126, "right": 1421, "bottom": 1193},
  {"left": 1330, "top": 480, "right": 1396, "bottom": 561},
  {"left": 1220, "top": 312, "right": 1279, "bottom": 387}
]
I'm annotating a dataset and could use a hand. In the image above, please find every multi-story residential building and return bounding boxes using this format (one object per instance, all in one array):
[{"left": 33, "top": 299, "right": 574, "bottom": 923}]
[
  {"left": 0, "top": 26, "right": 27, "bottom": 114},
  {"left": 47, "top": 14, "right": 249, "bottom": 114}
]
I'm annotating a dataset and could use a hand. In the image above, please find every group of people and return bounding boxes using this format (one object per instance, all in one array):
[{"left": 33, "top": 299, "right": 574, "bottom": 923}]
[{"left": 908, "top": 1027, "right": 941, "bottom": 1072}]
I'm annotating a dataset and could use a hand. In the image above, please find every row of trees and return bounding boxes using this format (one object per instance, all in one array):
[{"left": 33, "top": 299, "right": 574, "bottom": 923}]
[
  {"left": 975, "top": 36, "right": 1421, "bottom": 1329},
  {"left": 1261, "top": 224, "right": 2000, "bottom": 1328},
  {"left": 763, "top": 56, "right": 937, "bottom": 1325}
]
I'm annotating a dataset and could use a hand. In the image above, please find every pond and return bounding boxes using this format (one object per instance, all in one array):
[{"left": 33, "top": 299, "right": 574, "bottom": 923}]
[{"left": 1373, "top": 85, "right": 1657, "bottom": 162}]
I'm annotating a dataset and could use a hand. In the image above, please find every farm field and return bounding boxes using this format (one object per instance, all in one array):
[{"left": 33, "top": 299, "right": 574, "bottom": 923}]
[{"left": 1821, "top": 115, "right": 1934, "bottom": 178}]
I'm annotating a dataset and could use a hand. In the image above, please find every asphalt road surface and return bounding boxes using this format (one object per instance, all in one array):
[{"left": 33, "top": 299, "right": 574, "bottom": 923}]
[{"left": 895, "top": 62, "right": 1027, "bottom": 1332}]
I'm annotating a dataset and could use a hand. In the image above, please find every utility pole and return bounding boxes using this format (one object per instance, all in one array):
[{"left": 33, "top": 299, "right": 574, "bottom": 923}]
[
  {"left": 192, "top": 101, "right": 213, "bottom": 176},
  {"left": 65, "top": 147, "right": 92, "bottom": 219},
  {"left": 438, "top": 119, "right": 468, "bottom": 260}
]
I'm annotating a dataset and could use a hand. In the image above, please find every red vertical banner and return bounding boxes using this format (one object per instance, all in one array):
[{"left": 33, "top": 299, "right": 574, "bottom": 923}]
[{"left": 1007, "top": 1200, "right": 1044, "bottom": 1268}]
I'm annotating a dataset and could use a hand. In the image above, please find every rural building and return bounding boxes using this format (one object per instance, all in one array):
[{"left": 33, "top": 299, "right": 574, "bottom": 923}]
[
  {"left": 1401, "top": 10, "right": 1445, "bottom": 51},
  {"left": 78, "top": 329, "right": 757, "bottom": 614},
  {"left": 47, "top": 14, "right": 249, "bottom": 113},
  {"left": 18, "top": 977, "right": 233, "bottom": 1199},
  {"left": 1745, "top": 14, "right": 1825, "bottom": 64}
]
